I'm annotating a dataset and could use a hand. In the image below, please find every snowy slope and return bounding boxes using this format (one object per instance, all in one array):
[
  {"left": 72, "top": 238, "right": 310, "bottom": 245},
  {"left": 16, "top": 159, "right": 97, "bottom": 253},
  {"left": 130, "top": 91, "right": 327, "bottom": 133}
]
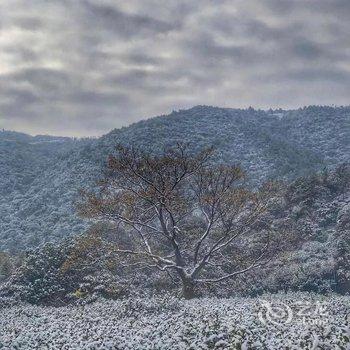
[{"left": 0, "top": 105, "right": 349, "bottom": 252}]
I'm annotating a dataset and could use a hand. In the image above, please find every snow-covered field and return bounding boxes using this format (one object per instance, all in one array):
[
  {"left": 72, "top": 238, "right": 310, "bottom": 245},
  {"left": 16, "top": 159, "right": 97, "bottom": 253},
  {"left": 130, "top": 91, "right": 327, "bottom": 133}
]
[{"left": 1, "top": 293, "right": 349, "bottom": 349}]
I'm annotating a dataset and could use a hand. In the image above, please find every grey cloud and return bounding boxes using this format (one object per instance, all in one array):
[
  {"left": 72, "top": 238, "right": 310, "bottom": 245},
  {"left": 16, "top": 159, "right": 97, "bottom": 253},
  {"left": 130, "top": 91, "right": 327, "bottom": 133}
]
[
  {"left": 1, "top": 88, "right": 38, "bottom": 107},
  {"left": 82, "top": 1, "right": 180, "bottom": 38},
  {"left": 0, "top": 0, "right": 349, "bottom": 136},
  {"left": 283, "top": 68, "right": 350, "bottom": 84},
  {"left": 107, "top": 69, "right": 150, "bottom": 88},
  {"left": 12, "top": 16, "right": 43, "bottom": 31},
  {"left": 292, "top": 40, "right": 326, "bottom": 60},
  {"left": 6, "top": 68, "right": 69, "bottom": 87},
  {"left": 120, "top": 52, "right": 162, "bottom": 66},
  {"left": 70, "top": 90, "right": 130, "bottom": 106},
  {"left": 266, "top": 0, "right": 350, "bottom": 15},
  {"left": 187, "top": 35, "right": 257, "bottom": 63},
  {"left": 4, "top": 47, "right": 39, "bottom": 63}
]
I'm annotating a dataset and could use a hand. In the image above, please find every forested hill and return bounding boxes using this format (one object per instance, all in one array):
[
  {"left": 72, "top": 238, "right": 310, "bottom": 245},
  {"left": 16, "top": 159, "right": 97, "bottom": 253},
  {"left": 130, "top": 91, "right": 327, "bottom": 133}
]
[{"left": 1, "top": 105, "right": 349, "bottom": 252}]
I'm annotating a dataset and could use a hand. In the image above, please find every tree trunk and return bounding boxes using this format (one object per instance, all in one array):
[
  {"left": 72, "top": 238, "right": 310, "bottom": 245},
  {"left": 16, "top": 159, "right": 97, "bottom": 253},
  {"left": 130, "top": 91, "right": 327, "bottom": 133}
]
[{"left": 181, "top": 278, "right": 197, "bottom": 299}]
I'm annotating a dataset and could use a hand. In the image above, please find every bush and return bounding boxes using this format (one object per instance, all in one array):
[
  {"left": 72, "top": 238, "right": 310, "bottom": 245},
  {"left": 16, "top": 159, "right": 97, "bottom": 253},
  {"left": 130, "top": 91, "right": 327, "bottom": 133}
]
[
  {"left": 5, "top": 225, "right": 129, "bottom": 305},
  {"left": 9, "top": 242, "right": 72, "bottom": 304},
  {"left": 0, "top": 251, "right": 16, "bottom": 283}
]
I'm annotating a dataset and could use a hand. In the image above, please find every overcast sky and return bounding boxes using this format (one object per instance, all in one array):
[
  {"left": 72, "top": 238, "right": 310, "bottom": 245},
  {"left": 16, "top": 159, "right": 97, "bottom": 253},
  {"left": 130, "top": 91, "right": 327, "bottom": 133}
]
[{"left": 0, "top": 0, "right": 349, "bottom": 136}]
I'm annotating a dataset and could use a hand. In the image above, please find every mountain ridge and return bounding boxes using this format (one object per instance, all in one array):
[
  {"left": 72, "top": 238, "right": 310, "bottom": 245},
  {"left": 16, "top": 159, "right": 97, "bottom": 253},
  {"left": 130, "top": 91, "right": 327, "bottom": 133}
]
[{"left": 1, "top": 105, "right": 349, "bottom": 252}]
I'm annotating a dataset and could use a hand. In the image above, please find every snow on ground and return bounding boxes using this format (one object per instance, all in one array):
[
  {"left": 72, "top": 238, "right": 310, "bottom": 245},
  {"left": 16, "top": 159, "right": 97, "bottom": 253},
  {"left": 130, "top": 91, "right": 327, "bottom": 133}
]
[{"left": 0, "top": 293, "right": 349, "bottom": 349}]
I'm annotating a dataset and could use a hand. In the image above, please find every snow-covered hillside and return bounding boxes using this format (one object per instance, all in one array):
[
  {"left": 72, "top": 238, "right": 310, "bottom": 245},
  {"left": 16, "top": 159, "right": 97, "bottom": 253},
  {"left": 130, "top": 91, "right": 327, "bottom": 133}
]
[{"left": 0, "top": 105, "right": 349, "bottom": 252}]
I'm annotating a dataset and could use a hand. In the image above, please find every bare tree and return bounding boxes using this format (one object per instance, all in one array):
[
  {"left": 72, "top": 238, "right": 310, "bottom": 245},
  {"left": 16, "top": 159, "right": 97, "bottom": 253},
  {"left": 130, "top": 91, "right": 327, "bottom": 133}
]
[{"left": 78, "top": 144, "right": 280, "bottom": 299}]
